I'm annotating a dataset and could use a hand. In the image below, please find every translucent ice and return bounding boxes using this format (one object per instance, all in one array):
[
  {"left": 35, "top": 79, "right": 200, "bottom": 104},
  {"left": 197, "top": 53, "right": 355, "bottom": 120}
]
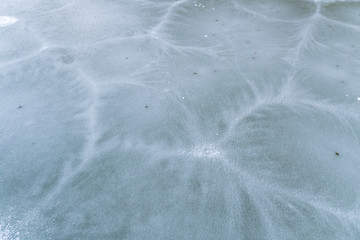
[{"left": 0, "top": 0, "right": 360, "bottom": 239}]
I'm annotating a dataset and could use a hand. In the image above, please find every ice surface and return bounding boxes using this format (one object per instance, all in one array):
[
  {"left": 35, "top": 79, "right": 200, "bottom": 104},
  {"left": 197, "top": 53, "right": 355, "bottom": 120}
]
[
  {"left": 0, "top": 17, "right": 18, "bottom": 27},
  {"left": 0, "top": 0, "right": 360, "bottom": 239}
]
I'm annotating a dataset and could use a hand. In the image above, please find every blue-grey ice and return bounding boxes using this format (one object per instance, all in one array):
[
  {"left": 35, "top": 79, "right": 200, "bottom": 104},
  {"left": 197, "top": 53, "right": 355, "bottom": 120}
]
[{"left": 1, "top": 0, "right": 360, "bottom": 239}]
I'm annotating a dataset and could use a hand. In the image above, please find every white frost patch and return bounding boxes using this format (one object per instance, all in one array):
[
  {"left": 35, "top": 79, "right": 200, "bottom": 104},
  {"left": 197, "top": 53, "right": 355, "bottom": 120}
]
[
  {"left": 0, "top": 224, "right": 20, "bottom": 240},
  {"left": 179, "top": 144, "right": 223, "bottom": 159},
  {"left": 0, "top": 16, "right": 18, "bottom": 27},
  {"left": 190, "top": 144, "right": 222, "bottom": 159}
]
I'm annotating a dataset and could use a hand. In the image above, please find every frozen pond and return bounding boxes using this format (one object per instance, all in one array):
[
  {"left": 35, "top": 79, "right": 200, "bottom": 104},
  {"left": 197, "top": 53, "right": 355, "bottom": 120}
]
[{"left": 1, "top": 0, "right": 360, "bottom": 239}]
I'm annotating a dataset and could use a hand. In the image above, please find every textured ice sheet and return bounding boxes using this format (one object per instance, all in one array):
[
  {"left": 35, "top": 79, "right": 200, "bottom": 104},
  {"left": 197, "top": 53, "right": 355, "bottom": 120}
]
[{"left": 0, "top": 0, "right": 360, "bottom": 239}]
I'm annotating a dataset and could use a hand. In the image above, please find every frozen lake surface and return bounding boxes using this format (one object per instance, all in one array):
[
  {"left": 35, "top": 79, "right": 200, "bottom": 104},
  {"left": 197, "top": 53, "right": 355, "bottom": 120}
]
[{"left": 1, "top": 0, "right": 360, "bottom": 239}]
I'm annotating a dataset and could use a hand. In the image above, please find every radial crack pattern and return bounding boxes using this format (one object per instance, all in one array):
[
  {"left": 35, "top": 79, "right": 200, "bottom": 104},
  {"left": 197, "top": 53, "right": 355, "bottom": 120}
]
[{"left": 0, "top": 0, "right": 360, "bottom": 239}]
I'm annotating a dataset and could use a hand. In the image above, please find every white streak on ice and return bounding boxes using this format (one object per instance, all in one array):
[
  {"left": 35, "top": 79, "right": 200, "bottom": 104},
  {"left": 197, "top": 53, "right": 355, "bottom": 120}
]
[{"left": 0, "top": 16, "right": 18, "bottom": 27}]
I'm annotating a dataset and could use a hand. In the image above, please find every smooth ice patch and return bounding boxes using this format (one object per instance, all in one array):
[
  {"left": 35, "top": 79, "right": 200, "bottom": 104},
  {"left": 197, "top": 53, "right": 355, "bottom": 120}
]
[{"left": 0, "top": 16, "right": 18, "bottom": 27}]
